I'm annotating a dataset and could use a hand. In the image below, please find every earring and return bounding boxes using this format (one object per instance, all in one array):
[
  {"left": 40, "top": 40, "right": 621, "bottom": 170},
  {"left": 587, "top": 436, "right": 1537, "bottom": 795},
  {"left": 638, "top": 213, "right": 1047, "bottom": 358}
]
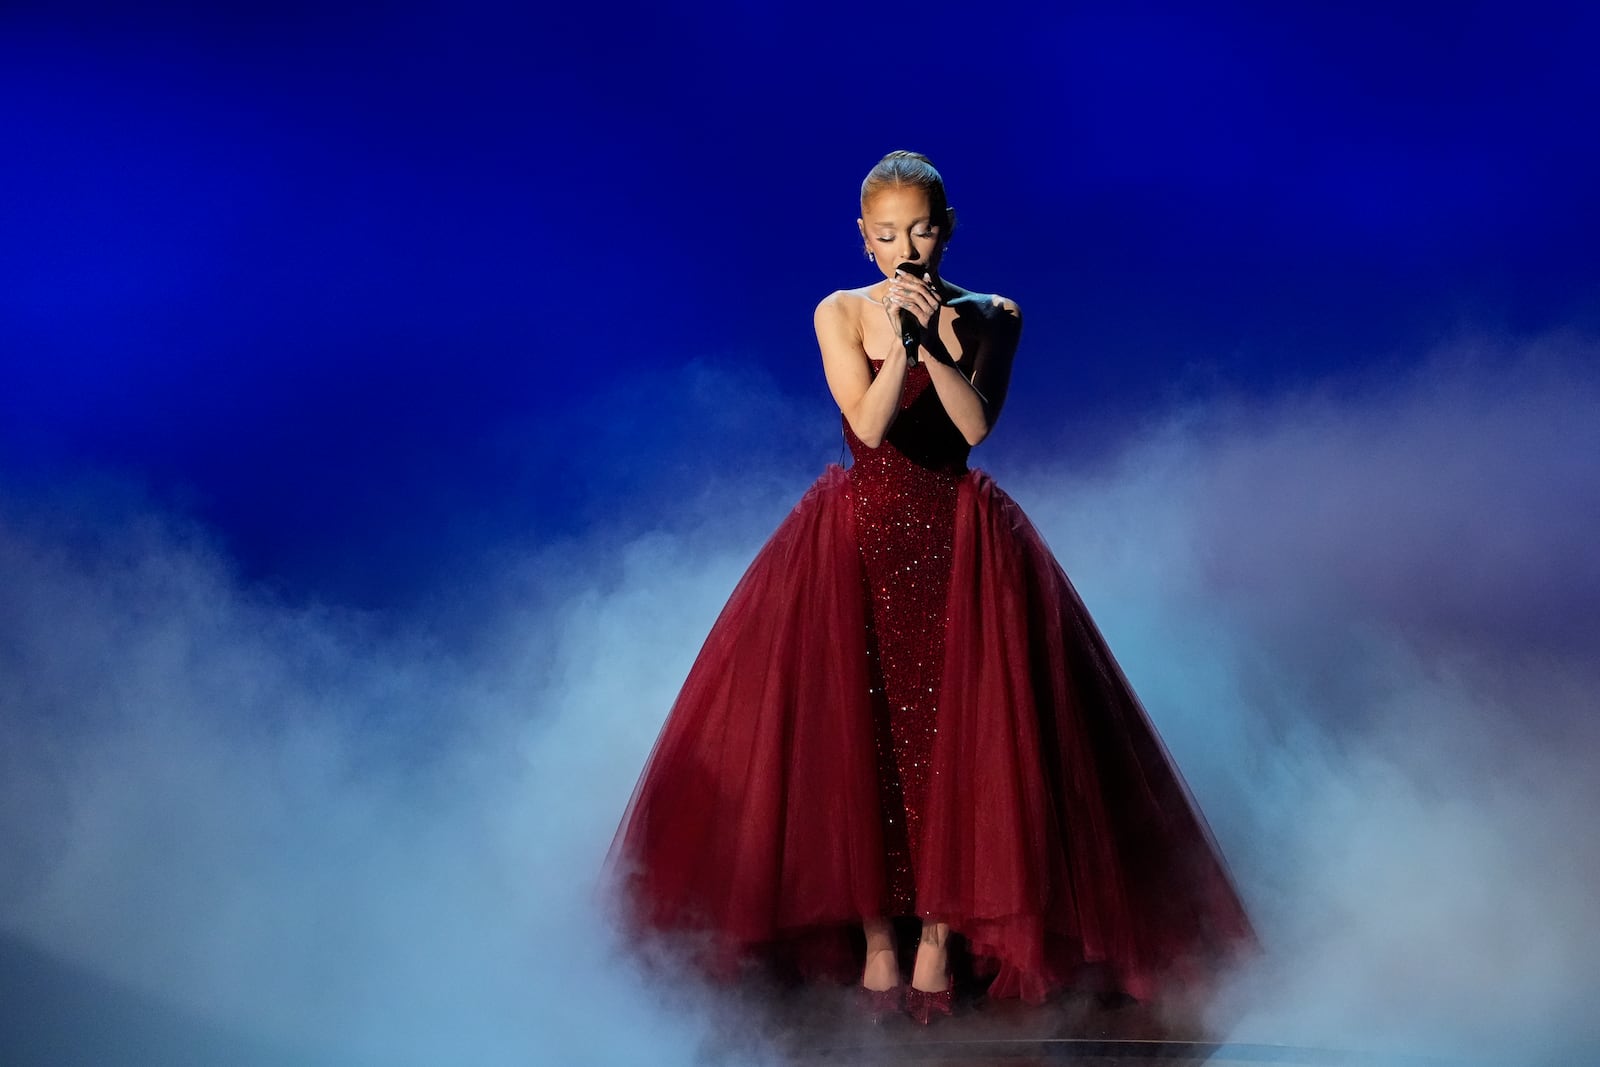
[{"left": 863, "top": 246, "right": 874, "bottom": 260}]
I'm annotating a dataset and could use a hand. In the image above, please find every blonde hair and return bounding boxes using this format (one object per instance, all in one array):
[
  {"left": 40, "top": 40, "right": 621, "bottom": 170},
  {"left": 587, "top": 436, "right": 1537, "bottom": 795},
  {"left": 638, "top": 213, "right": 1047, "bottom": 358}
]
[{"left": 860, "top": 150, "right": 952, "bottom": 244}]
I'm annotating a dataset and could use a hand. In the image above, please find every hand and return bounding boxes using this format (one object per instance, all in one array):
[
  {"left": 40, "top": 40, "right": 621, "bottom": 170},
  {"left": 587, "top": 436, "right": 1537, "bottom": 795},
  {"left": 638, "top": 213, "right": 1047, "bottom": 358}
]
[{"left": 881, "top": 268, "right": 942, "bottom": 336}]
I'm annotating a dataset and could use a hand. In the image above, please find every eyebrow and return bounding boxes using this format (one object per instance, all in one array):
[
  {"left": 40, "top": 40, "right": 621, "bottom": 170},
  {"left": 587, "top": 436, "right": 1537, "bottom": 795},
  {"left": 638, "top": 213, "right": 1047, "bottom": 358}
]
[{"left": 870, "top": 218, "right": 933, "bottom": 227}]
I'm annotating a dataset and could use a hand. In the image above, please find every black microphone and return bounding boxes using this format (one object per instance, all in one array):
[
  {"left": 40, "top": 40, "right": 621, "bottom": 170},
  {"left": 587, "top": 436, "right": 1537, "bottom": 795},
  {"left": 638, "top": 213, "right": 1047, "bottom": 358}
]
[{"left": 894, "top": 261, "right": 926, "bottom": 366}]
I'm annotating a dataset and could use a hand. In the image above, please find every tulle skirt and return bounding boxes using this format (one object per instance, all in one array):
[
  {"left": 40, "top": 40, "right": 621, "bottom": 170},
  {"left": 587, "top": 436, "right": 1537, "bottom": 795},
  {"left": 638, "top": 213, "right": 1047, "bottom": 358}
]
[{"left": 602, "top": 464, "right": 1256, "bottom": 1004}]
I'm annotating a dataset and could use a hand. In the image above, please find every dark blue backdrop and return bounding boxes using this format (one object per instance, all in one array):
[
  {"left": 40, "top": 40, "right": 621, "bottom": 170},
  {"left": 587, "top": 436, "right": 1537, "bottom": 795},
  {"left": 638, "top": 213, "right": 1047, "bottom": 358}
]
[{"left": 4, "top": 1, "right": 1597, "bottom": 607}]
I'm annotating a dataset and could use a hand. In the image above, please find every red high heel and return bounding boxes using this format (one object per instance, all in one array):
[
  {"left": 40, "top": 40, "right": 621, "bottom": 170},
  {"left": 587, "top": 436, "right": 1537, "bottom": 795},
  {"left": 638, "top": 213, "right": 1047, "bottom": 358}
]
[
  {"left": 857, "top": 984, "right": 904, "bottom": 1023},
  {"left": 902, "top": 980, "right": 953, "bottom": 1025}
]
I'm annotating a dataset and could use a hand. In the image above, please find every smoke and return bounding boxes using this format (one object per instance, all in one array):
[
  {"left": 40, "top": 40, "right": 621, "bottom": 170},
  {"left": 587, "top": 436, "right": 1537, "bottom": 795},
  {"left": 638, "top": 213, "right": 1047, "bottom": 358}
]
[
  {"left": 2, "top": 337, "right": 1597, "bottom": 1065},
  {"left": 1003, "top": 332, "right": 1600, "bottom": 1065},
  {"left": 0, "top": 477, "right": 776, "bottom": 1064}
]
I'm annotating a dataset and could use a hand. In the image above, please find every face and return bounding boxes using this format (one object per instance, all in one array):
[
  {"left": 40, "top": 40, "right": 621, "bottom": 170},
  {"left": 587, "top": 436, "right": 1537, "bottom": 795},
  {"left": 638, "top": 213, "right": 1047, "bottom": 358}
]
[{"left": 858, "top": 184, "right": 945, "bottom": 277}]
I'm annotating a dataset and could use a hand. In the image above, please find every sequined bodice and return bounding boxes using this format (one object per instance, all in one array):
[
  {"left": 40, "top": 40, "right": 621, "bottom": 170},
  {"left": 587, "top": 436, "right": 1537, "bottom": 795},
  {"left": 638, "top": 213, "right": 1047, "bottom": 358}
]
[
  {"left": 841, "top": 359, "right": 971, "bottom": 479},
  {"left": 844, "top": 358, "right": 966, "bottom": 916}
]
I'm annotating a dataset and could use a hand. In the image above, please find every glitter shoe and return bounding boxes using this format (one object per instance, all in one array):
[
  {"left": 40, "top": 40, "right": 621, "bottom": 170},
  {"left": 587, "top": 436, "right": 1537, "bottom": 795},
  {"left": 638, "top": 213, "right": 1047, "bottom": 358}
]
[
  {"left": 903, "top": 979, "right": 953, "bottom": 1025},
  {"left": 857, "top": 984, "right": 904, "bottom": 1023}
]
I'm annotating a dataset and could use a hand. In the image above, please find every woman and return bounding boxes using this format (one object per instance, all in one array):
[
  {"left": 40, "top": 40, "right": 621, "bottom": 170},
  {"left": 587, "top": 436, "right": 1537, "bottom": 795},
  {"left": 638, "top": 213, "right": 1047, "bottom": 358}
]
[{"left": 603, "top": 151, "right": 1257, "bottom": 1025}]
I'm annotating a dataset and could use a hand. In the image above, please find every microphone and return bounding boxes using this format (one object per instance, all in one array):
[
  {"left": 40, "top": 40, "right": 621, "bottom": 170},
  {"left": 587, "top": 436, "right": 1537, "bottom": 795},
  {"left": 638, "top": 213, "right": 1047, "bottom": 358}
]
[{"left": 894, "top": 261, "right": 926, "bottom": 366}]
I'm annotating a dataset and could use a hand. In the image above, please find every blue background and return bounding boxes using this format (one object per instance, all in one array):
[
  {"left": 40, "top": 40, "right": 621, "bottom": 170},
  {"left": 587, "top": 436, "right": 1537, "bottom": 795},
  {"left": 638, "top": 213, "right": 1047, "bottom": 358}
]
[
  {"left": 5, "top": 7, "right": 1600, "bottom": 1064},
  {"left": 4, "top": 1, "right": 1597, "bottom": 608}
]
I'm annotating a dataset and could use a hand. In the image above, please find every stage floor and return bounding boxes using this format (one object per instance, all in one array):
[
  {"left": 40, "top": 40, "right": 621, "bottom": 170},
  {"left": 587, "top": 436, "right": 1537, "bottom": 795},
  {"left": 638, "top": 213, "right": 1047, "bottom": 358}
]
[{"left": 709, "top": 988, "right": 1451, "bottom": 1067}]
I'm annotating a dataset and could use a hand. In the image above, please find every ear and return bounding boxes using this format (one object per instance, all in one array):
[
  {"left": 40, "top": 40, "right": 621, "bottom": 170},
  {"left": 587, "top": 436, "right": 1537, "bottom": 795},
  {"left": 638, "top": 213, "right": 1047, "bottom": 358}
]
[{"left": 857, "top": 217, "right": 866, "bottom": 240}]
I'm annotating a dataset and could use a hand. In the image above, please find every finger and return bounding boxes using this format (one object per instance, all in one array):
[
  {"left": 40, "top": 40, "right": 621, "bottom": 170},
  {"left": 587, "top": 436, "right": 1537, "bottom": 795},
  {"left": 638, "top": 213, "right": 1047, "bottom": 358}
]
[
  {"left": 890, "top": 290, "right": 926, "bottom": 313},
  {"left": 902, "top": 287, "right": 935, "bottom": 314},
  {"left": 890, "top": 279, "right": 928, "bottom": 302}
]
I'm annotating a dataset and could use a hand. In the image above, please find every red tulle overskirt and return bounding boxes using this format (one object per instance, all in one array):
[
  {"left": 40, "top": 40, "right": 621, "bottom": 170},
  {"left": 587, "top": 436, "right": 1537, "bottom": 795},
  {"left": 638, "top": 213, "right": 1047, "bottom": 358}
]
[{"left": 602, "top": 464, "right": 1256, "bottom": 1003}]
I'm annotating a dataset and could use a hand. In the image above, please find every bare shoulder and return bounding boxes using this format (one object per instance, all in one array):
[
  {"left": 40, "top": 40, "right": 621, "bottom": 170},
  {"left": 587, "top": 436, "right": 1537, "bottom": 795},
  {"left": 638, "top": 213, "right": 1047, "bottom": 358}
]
[
  {"left": 987, "top": 292, "right": 1021, "bottom": 322},
  {"left": 815, "top": 289, "right": 845, "bottom": 311},
  {"left": 961, "top": 291, "right": 1021, "bottom": 366},
  {"left": 974, "top": 292, "right": 1022, "bottom": 346},
  {"left": 815, "top": 287, "right": 870, "bottom": 320},
  {"left": 815, "top": 287, "right": 880, "bottom": 337},
  {"left": 814, "top": 289, "right": 867, "bottom": 357},
  {"left": 937, "top": 281, "right": 1019, "bottom": 321}
]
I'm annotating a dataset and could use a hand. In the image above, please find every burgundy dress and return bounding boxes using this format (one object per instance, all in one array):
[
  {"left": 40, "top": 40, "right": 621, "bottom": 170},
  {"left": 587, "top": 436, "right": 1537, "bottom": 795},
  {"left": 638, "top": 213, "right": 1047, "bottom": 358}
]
[{"left": 603, "top": 356, "right": 1257, "bottom": 1004}]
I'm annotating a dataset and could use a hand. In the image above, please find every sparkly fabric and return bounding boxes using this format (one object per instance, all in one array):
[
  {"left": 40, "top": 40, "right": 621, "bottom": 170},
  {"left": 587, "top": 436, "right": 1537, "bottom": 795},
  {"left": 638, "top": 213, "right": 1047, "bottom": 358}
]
[
  {"left": 844, "top": 358, "right": 969, "bottom": 917},
  {"left": 604, "top": 350, "right": 1261, "bottom": 1007}
]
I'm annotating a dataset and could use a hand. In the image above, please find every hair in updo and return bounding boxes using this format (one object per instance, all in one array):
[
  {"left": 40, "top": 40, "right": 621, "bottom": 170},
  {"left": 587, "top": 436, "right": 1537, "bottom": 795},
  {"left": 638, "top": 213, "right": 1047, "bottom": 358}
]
[{"left": 860, "top": 150, "right": 952, "bottom": 244}]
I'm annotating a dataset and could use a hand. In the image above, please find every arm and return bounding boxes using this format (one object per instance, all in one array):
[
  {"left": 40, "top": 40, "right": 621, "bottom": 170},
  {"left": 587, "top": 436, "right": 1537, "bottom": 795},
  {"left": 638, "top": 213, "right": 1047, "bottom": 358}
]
[
  {"left": 815, "top": 291, "right": 910, "bottom": 448},
  {"left": 923, "top": 296, "right": 1022, "bottom": 446}
]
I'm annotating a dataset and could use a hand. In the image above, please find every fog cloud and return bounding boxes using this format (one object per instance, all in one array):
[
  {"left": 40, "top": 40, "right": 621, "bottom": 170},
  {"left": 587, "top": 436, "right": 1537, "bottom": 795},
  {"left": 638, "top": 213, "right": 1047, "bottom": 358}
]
[{"left": 2, "top": 335, "right": 1596, "bottom": 1065}]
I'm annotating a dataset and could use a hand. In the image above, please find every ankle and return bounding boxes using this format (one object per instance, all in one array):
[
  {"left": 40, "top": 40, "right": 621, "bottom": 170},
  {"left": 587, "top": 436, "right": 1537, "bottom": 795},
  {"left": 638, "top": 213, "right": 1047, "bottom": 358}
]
[
  {"left": 912, "top": 934, "right": 949, "bottom": 963},
  {"left": 911, "top": 933, "right": 950, "bottom": 992},
  {"left": 861, "top": 945, "right": 900, "bottom": 991}
]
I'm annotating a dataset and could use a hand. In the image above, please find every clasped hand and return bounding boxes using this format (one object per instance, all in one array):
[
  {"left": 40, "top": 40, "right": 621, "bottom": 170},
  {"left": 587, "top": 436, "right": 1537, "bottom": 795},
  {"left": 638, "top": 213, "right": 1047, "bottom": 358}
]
[{"left": 882, "top": 268, "right": 942, "bottom": 337}]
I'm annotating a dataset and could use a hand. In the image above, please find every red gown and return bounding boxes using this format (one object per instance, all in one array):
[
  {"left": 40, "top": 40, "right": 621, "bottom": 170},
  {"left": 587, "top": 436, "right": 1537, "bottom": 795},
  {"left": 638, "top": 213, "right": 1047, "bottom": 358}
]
[{"left": 602, "top": 357, "right": 1257, "bottom": 1004}]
